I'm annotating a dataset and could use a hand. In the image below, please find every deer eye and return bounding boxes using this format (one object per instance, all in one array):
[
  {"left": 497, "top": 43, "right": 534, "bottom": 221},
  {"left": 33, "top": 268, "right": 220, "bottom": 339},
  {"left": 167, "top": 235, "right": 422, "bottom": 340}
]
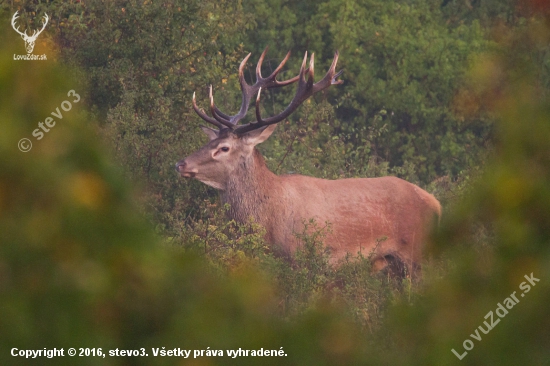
[{"left": 220, "top": 147, "right": 230, "bottom": 152}]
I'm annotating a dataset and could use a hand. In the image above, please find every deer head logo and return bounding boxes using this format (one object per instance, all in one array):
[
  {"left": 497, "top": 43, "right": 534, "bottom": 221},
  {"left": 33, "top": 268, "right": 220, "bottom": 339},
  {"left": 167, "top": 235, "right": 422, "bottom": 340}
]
[{"left": 11, "top": 11, "right": 49, "bottom": 54}]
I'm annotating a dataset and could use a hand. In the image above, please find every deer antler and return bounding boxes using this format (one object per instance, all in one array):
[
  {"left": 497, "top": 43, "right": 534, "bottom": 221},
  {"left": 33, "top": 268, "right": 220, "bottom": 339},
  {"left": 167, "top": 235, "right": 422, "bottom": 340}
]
[
  {"left": 11, "top": 11, "right": 48, "bottom": 40},
  {"left": 11, "top": 11, "right": 28, "bottom": 38},
  {"left": 192, "top": 48, "right": 342, "bottom": 134},
  {"left": 236, "top": 51, "right": 343, "bottom": 133},
  {"left": 30, "top": 13, "right": 49, "bottom": 39}
]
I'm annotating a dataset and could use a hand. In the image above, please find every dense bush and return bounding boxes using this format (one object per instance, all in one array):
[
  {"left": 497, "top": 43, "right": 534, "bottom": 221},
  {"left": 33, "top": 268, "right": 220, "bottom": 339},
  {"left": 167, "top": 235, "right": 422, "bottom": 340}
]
[
  {"left": 5, "top": 0, "right": 501, "bottom": 235},
  {"left": 377, "top": 13, "right": 550, "bottom": 365},
  {"left": 243, "top": 0, "right": 494, "bottom": 182},
  {"left": 0, "top": 28, "right": 372, "bottom": 366},
  {"left": 2, "top": 0, "right": 550, "bottom": 364}
]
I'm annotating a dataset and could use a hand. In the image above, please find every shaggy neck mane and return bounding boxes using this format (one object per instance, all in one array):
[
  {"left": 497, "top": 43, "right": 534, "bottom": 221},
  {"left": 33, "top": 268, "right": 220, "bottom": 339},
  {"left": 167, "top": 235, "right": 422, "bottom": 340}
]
[{"left": 221, "top": 148, "right": 278, "bottom": 224}]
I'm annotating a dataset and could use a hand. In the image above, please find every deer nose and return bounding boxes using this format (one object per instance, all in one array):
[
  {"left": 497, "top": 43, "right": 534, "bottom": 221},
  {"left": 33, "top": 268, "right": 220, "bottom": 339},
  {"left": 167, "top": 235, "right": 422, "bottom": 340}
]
[
  {"left": 175, "top": 160, "right": 186, "bottom": 172},
  {"left": 175, "top": 160, "right": 197, "bottom": 178}
]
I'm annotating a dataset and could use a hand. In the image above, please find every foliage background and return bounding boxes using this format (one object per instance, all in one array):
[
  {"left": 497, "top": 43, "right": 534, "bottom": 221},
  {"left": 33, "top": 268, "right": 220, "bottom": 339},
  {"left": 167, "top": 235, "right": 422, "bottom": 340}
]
[{"left": 1, "top": 0, "right": 550, "bottom": 364}]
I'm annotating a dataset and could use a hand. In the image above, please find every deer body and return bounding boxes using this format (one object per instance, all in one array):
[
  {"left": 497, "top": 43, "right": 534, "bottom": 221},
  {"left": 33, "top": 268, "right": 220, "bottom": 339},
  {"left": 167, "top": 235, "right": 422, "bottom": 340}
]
[
  {"left": 177, "top": 49, "right": 440, "bottom": 273},
  {"left": 256, "top": 170, "right": 440, "bottom": 267}
]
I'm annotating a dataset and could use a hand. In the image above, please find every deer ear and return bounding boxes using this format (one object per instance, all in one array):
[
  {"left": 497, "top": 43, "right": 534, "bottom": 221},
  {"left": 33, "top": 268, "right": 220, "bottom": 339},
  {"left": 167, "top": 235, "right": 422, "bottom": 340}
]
[
  {"left": 243, "top": 125, "right": 277, "bottom": 146},
  {"left": 200, "top": 126, "right": 219, "bottom": 141}
]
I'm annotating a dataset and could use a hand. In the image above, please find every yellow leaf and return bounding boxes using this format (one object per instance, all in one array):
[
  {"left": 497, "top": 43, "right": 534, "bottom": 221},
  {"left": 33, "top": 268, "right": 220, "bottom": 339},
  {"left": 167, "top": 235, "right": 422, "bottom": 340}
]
[{"left": 69, "top": 172, "right": 107, "bottom": 210}]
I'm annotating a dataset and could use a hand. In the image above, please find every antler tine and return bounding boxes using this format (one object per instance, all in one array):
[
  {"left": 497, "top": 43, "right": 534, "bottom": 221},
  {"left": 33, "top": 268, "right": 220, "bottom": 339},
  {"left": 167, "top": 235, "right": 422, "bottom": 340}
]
[
  {"left": 233, "top": 48, "right": 312, "bottom": 122},
  {"left": 208, "top": 86, "right": 234, "bottom": 128},
  {"left": 255, "top": 87, "right": 264, "bottom": 124},
  {"left": 191, "top": 52, "right": 255, "bottom": 128},
  {"left": 192, "top": 91, "right": 225, "bottom": 129},
  {"left": 11, "top": 11, "right": 28, "bottom": 37},
  {"left": 227, "top": 49, "right": 304, "bottom": 124},
  {"left": 235, "top": 50, "right": 343, "bottom": 134},
  {"left": 237, "top": 52, "right": 253, "bottom": 94},
  {"left": 260, "top": 50, "right": 298, "bottom": 88},
  {"left": 35, "top": 13, "right": 49, "bottom": 36},
  {"left": 308, "top": 53, "right": 315, "bottom": 87},
  {"left": 256, "top": 47, "right": 268, "bottom": 79},
  {"left": 31, "top": 13, "right": 48, "bottom": 38},
  {"left": 299, "top": 51, "right": 308, "bottom": 81},
  {"left": 270, "top": 51, "right": 291, "bottom": 77},
  {"left": 333, "top": 69, "right": 344, "bottom": 83},
  {"left": 312, "top": 50, "right": 344, "bottom": 93},
  {"left": 222, "top": 52, "right": 256, "bottom": 125}
]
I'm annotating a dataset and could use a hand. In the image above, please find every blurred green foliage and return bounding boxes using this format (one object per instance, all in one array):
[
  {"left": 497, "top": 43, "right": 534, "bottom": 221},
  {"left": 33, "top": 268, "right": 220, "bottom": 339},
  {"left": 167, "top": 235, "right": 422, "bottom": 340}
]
[
  {"left": 2, "top": 0, "right": 550, "bottom": 365},
  {"left": 374, "top": 10, "right": 550, "bottom": 366},
  {"left": 0, "top": 19, "right": 372, "bottom": 366}
]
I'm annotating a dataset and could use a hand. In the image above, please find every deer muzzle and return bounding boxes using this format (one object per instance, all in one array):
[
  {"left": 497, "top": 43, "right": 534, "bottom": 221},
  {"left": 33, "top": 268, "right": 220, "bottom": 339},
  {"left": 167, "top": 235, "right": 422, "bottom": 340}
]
[{"left": 175, "top": 160, "right": 197, "bottom": 178}]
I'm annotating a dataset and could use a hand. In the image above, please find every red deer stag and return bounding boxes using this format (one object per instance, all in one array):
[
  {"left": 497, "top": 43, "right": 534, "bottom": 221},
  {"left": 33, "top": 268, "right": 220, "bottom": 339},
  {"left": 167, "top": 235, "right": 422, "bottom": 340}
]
[{"left": 176, "top": 48, "right": 441, "bottom": 275}]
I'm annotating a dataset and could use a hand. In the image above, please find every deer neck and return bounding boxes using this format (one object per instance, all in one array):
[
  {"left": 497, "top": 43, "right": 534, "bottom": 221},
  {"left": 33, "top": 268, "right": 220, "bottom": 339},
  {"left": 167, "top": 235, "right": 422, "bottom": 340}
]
[{"left": 221, "top": 148, "right": 279, "bottom": 224}]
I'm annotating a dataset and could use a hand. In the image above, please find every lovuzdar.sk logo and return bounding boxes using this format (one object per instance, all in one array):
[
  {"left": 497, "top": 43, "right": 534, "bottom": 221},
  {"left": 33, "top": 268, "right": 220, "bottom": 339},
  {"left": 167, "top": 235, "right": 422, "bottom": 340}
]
[{"left": 11, "top": 10, "right": 48, "bottom": 61}]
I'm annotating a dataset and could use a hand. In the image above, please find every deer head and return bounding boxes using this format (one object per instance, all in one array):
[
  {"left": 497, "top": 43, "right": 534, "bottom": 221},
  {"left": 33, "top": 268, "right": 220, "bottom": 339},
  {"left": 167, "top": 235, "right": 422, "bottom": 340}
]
[
  {"left": 175, "top": 48, "right": 343, "bottom": 189},
  {"left": 11, "top": 11, "right": 49, "bottom": 54}
]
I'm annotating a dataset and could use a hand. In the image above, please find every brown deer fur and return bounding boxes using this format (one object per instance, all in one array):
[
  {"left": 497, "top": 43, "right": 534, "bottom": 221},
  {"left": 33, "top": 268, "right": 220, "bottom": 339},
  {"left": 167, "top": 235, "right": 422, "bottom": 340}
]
[{"left": 177, "top": 125, "right": 441, "bottom": 273}]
